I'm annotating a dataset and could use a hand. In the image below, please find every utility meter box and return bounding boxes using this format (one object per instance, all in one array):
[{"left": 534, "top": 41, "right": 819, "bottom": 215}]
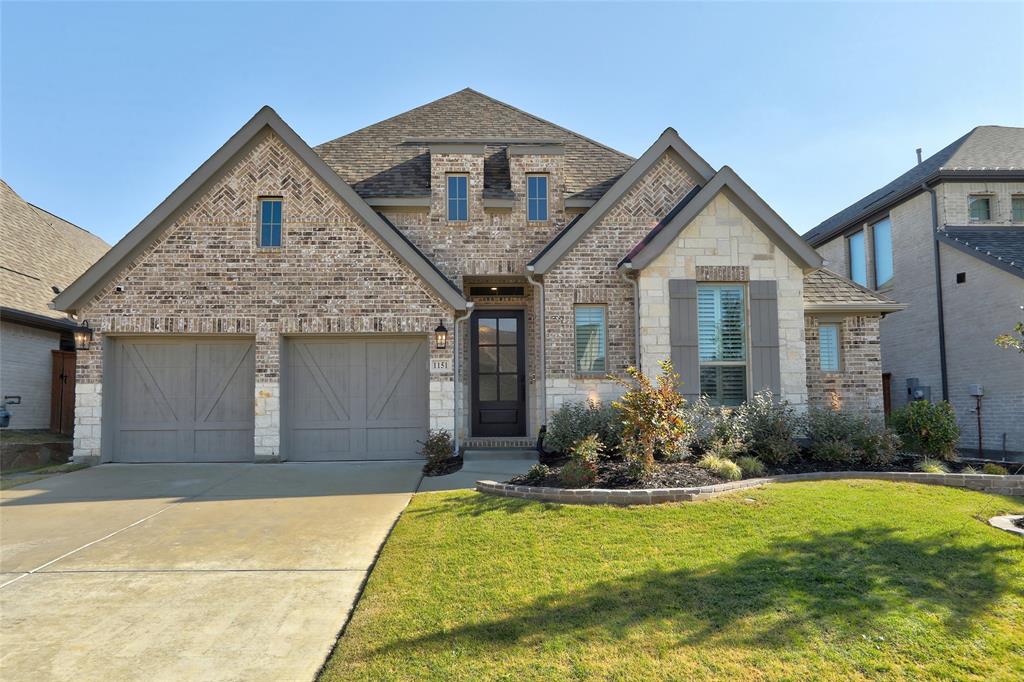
[{"left": 968, "top": 384, "right": 984, "bottom": 397}]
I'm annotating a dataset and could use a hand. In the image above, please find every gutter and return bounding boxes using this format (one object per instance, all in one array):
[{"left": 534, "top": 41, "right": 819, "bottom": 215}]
[
  {"left": 922, "top": 183, "right": 949, "bottom": 401},
  {"left": 618, "top": 264, "right": 642, "bottom": 370},
  {"left": 525, "top": 267, "right": 546, "bottom": 428},
  {"left": 452, "top": 302, "right": 475, "bottom": 454}
]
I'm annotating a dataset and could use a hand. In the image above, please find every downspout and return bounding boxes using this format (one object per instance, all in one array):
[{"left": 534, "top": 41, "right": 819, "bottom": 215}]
[
  {"left": 525, "top": 267, "right": 546, "bottom": 428},
  {"left": 922, "top": 183, "right": 949, "bottom": 401},
  {"left": 452, "top": 302, "right": 474, "bottom": 455},
  {"left": 619, "top": 264, "right": 642, "bottom": 370}
]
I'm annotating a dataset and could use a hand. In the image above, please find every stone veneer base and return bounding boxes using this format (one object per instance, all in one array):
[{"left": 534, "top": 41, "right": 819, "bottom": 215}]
[{"left": 476, "top": 471, "right": 1024, "bottom": 505}]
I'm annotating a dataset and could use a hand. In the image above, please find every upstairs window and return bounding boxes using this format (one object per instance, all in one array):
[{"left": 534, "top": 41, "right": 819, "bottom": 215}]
[
  {"left": 819, "top": 323, "right": 840, "bottom": 372},
  {"left": 872, "top": 217, "right": 893, "bottom": 287},
  {"left": 259, "top": 198, "right": 282, "bottom": 247},
  {"left": 527, "top": 174, "right": 549, "bottom": 221},
  {"left": 968, "top": 195, "right": 991, "bottom": 221},
  {"left": 574, "top": 305, "right": 606, "bottom": 374},
  {"left": 848, "top": 230, "right": 867, "bottom": 286},
  {"left": 1012, "top": 196, "right": 1024, "bottom": 222},
  {"left": 447, "top": 175, "right": 468, "bottom": 221},
  {"left": 698, "top": 285, "right": 747, "bottom": 406}
]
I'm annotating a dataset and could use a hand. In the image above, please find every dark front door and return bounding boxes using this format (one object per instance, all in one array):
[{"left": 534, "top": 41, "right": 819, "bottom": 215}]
[{"left": 471, "top": 310, "right": 526, "bottom": 437}]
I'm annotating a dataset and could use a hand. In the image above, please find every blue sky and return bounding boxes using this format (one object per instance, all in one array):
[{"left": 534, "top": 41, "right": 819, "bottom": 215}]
[{"left": 3, "top": 1, "right": 1022, "bottom": 244}]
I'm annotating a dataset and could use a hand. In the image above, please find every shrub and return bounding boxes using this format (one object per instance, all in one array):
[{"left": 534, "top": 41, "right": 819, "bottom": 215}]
[
  {"left": 523, "top": 463, "right": 551, "bottom": 485},
  {"left": 419, "top": 429, "right": 454, "bottom": 474},
  {"left": 982, "top": 463, "right": 1009, "bottom": 476},
  {"left": 735, "top": 456, "right": 767, "bottom": 478},
  {"left": 804, "top": 409, "right": 901, "bottom": 468},
  {"left": 890, "top": 401, "right": 960, "bottom": 460},
  {"left": 915, "top": 457, "right": 949, "bottom": 474},
  {"left": 697, "top": 454, "right": 742, "bottom": 481},
  {"left": 960, "top": 464, "right": 978, "bottom": 474},
  {"left": 734, "top": 391, "right": 800, "bottom": 465},
  {"left": 545, "top": 401, "right": 622, "bottom": 455},
  {"left": 611, "top": 360, "right": 692, "bottom": 475},
  {"left": 682, "top": 397, "right": 744, "bottom": 456},
  {"left": 571, "top": 433, "right": 604, "bottom": 464},
  {"left": 854, "top": 428, "right": 903, "bottom": 468},
  {"left": 559, "top": 459, "right": 597, "bottom": 488}
]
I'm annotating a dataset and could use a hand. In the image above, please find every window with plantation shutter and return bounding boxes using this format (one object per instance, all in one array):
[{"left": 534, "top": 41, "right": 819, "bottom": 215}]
[
  {"left": 697, "top": 285, "right": 747, "bottom": 406},
  {"left": 819, "top": 323, "right": 840, "bottom": 372},
  {"left": 574, "top": 306, "right": 606, "bottom": 374}
]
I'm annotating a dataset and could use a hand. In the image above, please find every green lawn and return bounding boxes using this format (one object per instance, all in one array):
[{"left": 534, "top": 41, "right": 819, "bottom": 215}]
[{"left": 321, "top": 481, "right": 1024, "bottom": 681}]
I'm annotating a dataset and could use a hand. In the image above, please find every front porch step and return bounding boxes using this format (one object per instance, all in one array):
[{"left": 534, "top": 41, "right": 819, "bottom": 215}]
[
  {"left": 463, "top": 437, "right": 535, "bottom": 449},
  {"left": 463, "top": 449, "right": 538, "bottom": 462}
]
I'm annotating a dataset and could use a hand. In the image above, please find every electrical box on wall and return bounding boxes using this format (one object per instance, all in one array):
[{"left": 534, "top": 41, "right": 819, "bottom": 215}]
[
  {"left": 906, "top": 378, "right": 931, "bottom": 402},
  {"left": 968, "top": 384, "right": 984, "bottom": 397}
]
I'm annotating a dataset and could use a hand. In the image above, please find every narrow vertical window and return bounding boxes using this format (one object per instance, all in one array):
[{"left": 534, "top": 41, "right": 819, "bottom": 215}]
[
  {"left": 527, "top": 175, "right": 548, "bottom": 221},
  {"left": 259, "top": 198, "right": 282, "bottom": 247},
  {"left": 697, "top": 285, "right": 747, "bottom": 406},
  {"left": 819, "top": 323, "right": 840, "bottom": 372},
  {"left": 1012, "top": 196, "right": 1024, "bottom": 222},
  {"left": 574, "top": 306, "right": 606, "bottom": 373},
  {"left": 872, "top": 217, "right": 893, "bottom": 287},
  {"left": 447, "top": 175, "right": 468, "bottom": 221},
  {"left": 968, "top": 195, "right": 991, "bottom": 221},
  {"left": 848, "top": 230, "right": 867, "bottom": 286}
]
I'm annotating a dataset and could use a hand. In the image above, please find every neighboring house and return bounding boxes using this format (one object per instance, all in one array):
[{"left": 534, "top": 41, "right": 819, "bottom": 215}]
[
  {"left": 1, "top": 180, "right": 109, "bottom": 433},
  {"left": 805, "top": 126, "right": 1024, "bottom": 457},
  {"left": 53, "top": 89, "right": 902, "bottom": 464}
]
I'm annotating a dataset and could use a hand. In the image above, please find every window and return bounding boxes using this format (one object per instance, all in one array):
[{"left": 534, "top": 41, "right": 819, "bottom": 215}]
[
  {"left": 968, "top": 195, "right": 991, "bottom": 221},
  {"left": 259, "top": 198, "right": 282, "bottom": 247},
  {"left": 819, "top": 323, "right": 840, "bottom": 372},
  {"left": 848, "top": 230, "right": 867, "bottom": 286},
  {"left": 527, "top": 175, "right": 548, "bottom": 221},
  {"left": 574, "top": 306, "right": 606, "bottom": 374},
  {"left": 698, "top": 285, "right": 747, "bottom": 406},
  {"left": 872, "top": 217, "right": 893, "bottom": 287},
  {"left": 1012, "top": 196, "right": 1024, "bottom": 222},
  {"left": 447, "top": 175, "right": 468, "bottom": 221}
]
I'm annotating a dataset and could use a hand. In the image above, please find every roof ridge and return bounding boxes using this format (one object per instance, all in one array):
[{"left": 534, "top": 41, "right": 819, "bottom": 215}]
[
  {"left": 461, "top": 88, "right": 635, "bottom": 162},
  {"left": 28, "top": 202, "right": 106, "bottom": 241},
  {"left": 314, "top": 89, "right": 474, "bottom": 148}
]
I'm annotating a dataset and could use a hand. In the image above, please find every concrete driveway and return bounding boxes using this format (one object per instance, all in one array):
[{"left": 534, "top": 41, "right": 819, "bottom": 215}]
[{"left": 0, "top": 461, "right": 422, "bottom": 682}]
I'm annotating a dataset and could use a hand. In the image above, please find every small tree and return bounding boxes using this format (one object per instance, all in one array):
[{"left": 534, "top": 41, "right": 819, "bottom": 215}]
[
  {"left": 890, "top": 400, "right": 960, "bottom": 461},
  {"left": 610, "top": 360, "right": 691, "bottom": 476},
  {"left": 995, "top": 320, "right": 1024, "bottom": 354}
]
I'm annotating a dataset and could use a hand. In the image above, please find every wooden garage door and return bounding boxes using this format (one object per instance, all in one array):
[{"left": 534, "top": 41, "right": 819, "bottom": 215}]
[
  {"left": 284, "top": 337, "right": 428, "bottom": 461},
  {"left": 111, "top": 338, "right": 255, "bottom": 463}
]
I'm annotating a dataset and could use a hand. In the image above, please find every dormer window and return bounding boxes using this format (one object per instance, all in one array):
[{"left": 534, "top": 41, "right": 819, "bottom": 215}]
[
  {"left": 527, "top": 174, "right": 548, "bottom": 221},
  {"left": 447, "top": 175, "right": 468, "bottom": 221}
]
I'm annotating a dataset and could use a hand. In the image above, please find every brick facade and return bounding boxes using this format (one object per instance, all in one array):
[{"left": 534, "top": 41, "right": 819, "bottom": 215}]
[{"left": 805, "top": 314, "right": 884, "bottom": 418}]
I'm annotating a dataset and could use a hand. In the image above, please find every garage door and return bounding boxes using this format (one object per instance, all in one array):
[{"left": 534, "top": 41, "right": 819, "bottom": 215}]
[
  {"left": 284, "top": 337, "right": 428, "bottom": 461},
  {"left": 111, "top": 338, "right": 255, "bottom": 463}
]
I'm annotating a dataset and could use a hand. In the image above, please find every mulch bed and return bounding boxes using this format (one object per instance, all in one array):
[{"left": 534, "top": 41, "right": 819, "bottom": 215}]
[
  {"left": 510, "top": 453, "right": 994, "bottom": 490},
  {"left": 423, "top": 456, "right": 463, "bottom": 477}
]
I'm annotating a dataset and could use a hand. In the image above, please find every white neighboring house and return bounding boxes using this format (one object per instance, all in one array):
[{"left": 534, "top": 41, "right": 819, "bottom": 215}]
[{"left": 1, "top": 180, "right": 109, "bottom": 433}]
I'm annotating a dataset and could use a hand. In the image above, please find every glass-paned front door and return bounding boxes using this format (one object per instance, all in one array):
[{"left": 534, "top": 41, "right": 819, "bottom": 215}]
[{"left": 471, "top": 310, "right": 525, "bottom": 436}]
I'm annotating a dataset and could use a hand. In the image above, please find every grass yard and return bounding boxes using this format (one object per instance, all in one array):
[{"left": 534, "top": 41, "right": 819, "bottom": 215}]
[{"left": 321, "top": 481, "right": 1024, "bottom": 681}]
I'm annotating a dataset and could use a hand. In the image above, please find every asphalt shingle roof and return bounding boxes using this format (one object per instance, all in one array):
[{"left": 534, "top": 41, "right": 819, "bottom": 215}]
[
  {"left": 803, "top": 268, "right": 902, "bottom": 307},
  {"left": 1, "top": 179, "right": 109, "bottom": 319},
  {"left": 939, "top": 228, "right": 1024, "bottom": 278},
  {"left": 314, "top": 89, "right": 635, "bottom": 201},
  {"left": 804, "top": 126, "right": 1024, "bottom": 245}
]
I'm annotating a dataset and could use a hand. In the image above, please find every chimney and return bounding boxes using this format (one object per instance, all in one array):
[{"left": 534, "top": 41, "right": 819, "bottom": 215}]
[{"left": 916, "top": 147, "right": 923, "bottom": 165}]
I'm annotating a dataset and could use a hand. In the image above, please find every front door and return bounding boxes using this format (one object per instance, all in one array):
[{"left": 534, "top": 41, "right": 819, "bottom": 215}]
[{"left": 471, "top": 310, "right": 526, "bottom": 437}]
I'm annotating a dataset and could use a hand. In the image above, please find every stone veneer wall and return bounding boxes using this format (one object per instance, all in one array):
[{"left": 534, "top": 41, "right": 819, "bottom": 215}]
[
  {"left": 543, "top": 152, "right": 699, "bottom": 411},
  {"left": 804, "top": 314, "right": 884, "bottom": 419},
  {"left": 637, "top": 191, "right": 808, "bottom": 409},
  {"left": 73, "top": 130, "right": 455, "bottom": 463}
]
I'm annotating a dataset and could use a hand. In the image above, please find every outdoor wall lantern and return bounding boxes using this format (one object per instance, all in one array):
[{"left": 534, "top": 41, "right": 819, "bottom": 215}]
[
  {"left": 434, "top": 320, "right": 448, "bottom": 349},
  {"left": 74, "top": 320, "right": 94, "bottom": 351}
]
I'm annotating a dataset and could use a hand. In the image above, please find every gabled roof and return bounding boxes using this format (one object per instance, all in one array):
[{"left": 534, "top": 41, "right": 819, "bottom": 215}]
[
  {"left": 1, "top": 179, "right": 109, "bottom": 320},
  {"left": 805, "top": 126, "right": 1024, "bottom": 246},
  {"left": 314, "top": 88, "right": 635, "bottom": 201},
  {"left": 938, "top": 228, "right": 1024, "bottom": 279},
  {"left": 618, "top": 166, "right": 823, "bottom": 272},
  {"left": 528, "top": 128, "right": 717, "bottom": 274},
  {"left": 803, "top": 268, "right": 906, "bottom": 313},
  {"left": 52, "top": 107, "right": 468, "bottom": 313}
]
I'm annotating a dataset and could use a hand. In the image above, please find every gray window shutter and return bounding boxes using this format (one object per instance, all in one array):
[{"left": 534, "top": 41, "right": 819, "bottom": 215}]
[
  {"left": 669, "top": 279, "right": 700, "bottom": 401},
  {"left": 749, "top": 280, "right": 781, "bottom": 397}
]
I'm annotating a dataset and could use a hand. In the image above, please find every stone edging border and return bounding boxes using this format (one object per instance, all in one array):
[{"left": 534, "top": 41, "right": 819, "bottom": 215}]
[{"left": 476, "top": 471, "right": 1024, "bottom": 505}]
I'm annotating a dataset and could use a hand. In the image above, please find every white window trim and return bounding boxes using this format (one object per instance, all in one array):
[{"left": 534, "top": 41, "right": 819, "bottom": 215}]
[
  {"left": 526, "top": 173, "right": 549, "bottom": 222},
  {"left": 573, "top": 304, "right": 607, "bottom": 376},
  {"left": 446, "top": 174, "right": 469, "bottom": 222},
  {"left": 258, "top": 197, "right": 283, "bottom": 248},
  {"left": 818, "top": 322, "right": 842, "bottom": 373},
  {"left": 697, "top": 283, "right": 750, "bottom": 406}
]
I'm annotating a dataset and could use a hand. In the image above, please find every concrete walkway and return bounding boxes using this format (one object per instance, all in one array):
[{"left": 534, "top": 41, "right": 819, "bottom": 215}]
[
  {"left": 416, "top": 450, "right": 537, "bottom": 492},
  {"left": 0, "top": 461, "right": 422, "bottom": 682}
]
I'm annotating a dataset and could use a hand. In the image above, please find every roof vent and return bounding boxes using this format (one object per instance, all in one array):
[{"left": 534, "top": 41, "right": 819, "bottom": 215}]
[{"left": 916, "top": 147, "right": 923, "bottom": 165}]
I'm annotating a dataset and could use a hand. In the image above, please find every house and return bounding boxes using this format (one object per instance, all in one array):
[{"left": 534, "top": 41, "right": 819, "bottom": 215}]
[
  {"left": 804, "top": 126, "right": 1024, "bottom": 457},
  {"left": 1, "top": 180, "right": 109, "bottom": 433},
  {"left": 52, "top": 89, "right": 902, "bottom": 464}
]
